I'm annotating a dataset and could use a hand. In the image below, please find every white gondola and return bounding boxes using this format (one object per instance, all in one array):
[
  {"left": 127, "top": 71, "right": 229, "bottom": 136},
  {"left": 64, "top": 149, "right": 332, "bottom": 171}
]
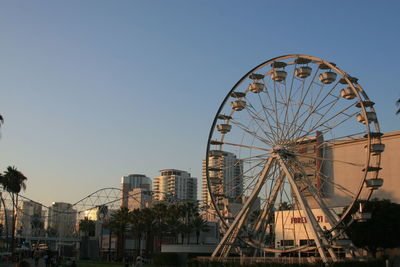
[
  {"left": 295, "top": 66, "right": 312, "bottom": 78},
  {"left": 231, "top": 100, "right": 246, "bottom": 111},
  {"left": 217, "top": 124, "right": 232, "bottom": 134},
  {"left": 271, "top": 70, "right": 287, "bottom": 82},
  {"left": 339, "top": 76, "right": 359, "bottom": 84},
  {"left": 340, "top": 87, "right": 356, "bottom": 100},
  {"left": 356, "top": 112, "right": 377, "bottom": 124},
  {"left": 231, "top": 92, "right": 246, "bottom": 98},
  {"left": 249, "top": 73, "right": 264, "bottom": 80},
  {"left": 319, "top": 71, "right": 337, "bottom": 84},
  {"left": 371, "top": 143, "right": 385, "bottom": 155},
  {"left": 365, "top": 178, "right": 383, "bottom": 189},
  {"left": 249, "top": 82, "right": 264, "bottom": 93}
]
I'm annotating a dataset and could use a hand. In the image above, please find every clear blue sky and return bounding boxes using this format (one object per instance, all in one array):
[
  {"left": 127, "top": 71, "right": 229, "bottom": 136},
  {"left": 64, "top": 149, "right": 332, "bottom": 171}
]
[{"left": 0, "top": 1, "right": 399, "bottom": 205}]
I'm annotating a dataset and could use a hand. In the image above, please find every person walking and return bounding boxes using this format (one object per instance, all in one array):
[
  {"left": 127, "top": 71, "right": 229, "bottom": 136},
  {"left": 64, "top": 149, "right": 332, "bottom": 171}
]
[
  {"left": 33, "top": 249, "right": 40, "bottom": 267},
  {"left": 134, "top": 256, "right": 142, "bottom": 267}
]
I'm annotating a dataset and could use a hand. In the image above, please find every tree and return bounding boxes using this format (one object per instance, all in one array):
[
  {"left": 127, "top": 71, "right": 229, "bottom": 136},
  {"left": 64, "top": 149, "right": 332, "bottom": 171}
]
[
  {"left": 107, "top": 207, "right": 130, "bottom": 260},
  {"left": 2, "top": 166, "right": 27, "bottom": 254},
  {"left": 130, "top": 209, "right": 146, "bottom": 254},
  {"left": 180, "top": 202, "right": 199, "bottom": 244},
  {"left": 347, "top": 199, "right": 400, "bottom": 257},
  {"left": 79, "top": 217, "right": 95, "bottom": 237},
  {"left": 0, "top": 174, "right": 10, "bottom": 249},
  {"left": 191, "top": 216, "right": 209, "bottom": 244},
  {"left": 152, "top": 202, "right": 168, "bottom": 249}
]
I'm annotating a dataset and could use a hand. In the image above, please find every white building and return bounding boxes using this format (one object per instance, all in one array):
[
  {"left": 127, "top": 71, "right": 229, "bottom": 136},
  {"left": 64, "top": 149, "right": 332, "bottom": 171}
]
[
  {"left": 47, "top": 202, "right": 76, "bottom": 238},
  {"left": 153, "top": 169, "right": 197, "bottom": 202},
  {"left": 121, "top": 174, "right": 152, "bottom": 207},
  {"left": 202, "top": 150, "right": 243, "bottom": 221},
  {"left": 16, "top": 201, "right": 44, "bottom": 237}
]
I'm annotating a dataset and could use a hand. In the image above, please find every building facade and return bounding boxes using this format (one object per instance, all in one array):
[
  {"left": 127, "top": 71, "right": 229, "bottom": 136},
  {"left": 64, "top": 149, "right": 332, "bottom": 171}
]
[
  {"left": 47, "top": 202, "right": 76, "bottom": 238},
  {"left": 202, "top": 150, "right": 243, "bottom": 221},
  {"left": 153, "top": 169, "right": 197, "bottom": 202},
  {"left": 127, "top": 188, "right": 152, "bottom": 210},
  {"left": 121, "top": 174, "right": 152, "bottom": 208},
  {"left": 16, "top": 200, "right": 44, "bottom": 237},
  {"left": 270, "top": 130, "right": 400, "bottom": 253}
]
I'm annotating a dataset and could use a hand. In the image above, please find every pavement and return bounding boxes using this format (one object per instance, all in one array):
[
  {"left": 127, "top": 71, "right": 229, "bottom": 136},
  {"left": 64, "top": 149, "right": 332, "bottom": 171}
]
[{"left": 0, "top": 258, "right": 51, "bottom": 267}]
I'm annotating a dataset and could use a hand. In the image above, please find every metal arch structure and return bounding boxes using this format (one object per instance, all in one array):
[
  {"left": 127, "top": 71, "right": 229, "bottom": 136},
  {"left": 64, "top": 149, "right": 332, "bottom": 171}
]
[
  {"left": 205, "top": 54, "right": 384, "bottom": 263},
  {"left": 0, "top": 187, "right": 146, "bottom": 244}
]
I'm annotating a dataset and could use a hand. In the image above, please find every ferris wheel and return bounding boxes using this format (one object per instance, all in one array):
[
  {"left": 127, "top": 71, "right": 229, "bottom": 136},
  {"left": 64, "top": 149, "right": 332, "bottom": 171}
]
[{"left": 205, "top": 55, "right": 384, "bottom": 262}]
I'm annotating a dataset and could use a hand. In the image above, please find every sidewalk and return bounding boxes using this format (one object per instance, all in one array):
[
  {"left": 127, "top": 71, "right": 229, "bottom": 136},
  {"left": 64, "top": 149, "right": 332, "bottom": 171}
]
[{"left": 0, "top": 258, "right": 46, "bottom": 267}]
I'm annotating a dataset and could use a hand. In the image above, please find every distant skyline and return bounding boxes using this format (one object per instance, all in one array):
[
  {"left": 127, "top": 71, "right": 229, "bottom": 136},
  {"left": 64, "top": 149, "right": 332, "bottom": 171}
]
[{"left": 0, "top": 1, "right": 399, "bottom": 206}]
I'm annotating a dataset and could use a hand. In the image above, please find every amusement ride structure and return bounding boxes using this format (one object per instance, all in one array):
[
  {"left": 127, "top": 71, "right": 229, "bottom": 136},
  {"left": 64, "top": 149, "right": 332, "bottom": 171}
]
[{"left": 205, "top": 54, "right": 384, "bottom": 263}]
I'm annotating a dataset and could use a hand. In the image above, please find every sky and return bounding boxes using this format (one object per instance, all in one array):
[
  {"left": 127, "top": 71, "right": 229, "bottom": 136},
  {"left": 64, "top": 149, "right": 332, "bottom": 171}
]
[{"left": 0, "top": 1, "right": 399, "bottom": 206}]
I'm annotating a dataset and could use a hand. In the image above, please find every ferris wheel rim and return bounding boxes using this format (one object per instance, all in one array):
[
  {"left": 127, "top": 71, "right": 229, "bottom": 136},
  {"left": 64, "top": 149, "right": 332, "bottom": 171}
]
[{"left": 205, "top": 54, "right": 382, "bottom": 252}]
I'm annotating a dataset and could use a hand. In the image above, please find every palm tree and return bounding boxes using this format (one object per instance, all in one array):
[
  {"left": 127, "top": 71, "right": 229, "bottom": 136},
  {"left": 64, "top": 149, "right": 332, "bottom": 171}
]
[
  {"left": 0, "top": 174, "right": 10, "bottom": 250},
  {"left": 130, "top": 209, "right": 145, "bottom": 254},
  {"left": 179, "top": 202, "right": 198, "bottom": 244},
  {"left": 107, "top": 207, "right": 130, "bottom": 260},
  {"left": 2, "top": 166, "right": 27, "bottom": 254},
  {"left": 79, "top": 217, "right": 95, "bottom": 236},
  {"left": 139, "top": 207, "right": 155, "bottom": 255},
  {"left": 191, "top": 216, "right": 209, "bottom": 244},
  {"left": 152, "top": 203, "right": 168, "bottom": 250}
]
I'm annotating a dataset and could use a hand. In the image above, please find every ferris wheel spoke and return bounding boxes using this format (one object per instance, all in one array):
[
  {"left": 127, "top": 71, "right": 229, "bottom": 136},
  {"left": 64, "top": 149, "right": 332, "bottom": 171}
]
[
  {"left": 255, "top": 93, "right": 280, "bottom": 142},
  {"left": 262, "top": 81, "right": 280, "bottom": 121},
  {"left": 287, "top": 80, "right": 341, "bottom": 141},
  {"left": 213, "top": 139, "right": 272, "bottom": 152},
  {"left": 230, "top": 119, "right": 274, "bottom": 146},
  {"left": 316, "top": 111, "right": 360, "bottom": 137},
  {"left": 272, "top": 81, "right": 284, "bottom": 139},
  {"left": 289, "top": 94, "right": 341, "bottom": 141},
  {"left": 244, "top": 99, "right": 278, "bottom": 143},
  {"left": 286, "top": 159, "right": 343, "bottom": 228},
  {"left": 284, "top": 67, "right": 320, "bottom": 140},
  {"left": 221, "top": 160, "right": 266, "bottom": 198},
  {"left": 294, "top": 100, "right": 356, "bottom": 142}
]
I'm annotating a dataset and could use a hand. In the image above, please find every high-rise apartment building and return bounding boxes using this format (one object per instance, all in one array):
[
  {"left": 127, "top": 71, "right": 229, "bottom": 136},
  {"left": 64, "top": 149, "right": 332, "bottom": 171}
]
[
  {"left": 127, "top": 188, "right": 152, "bottom": 210},
  {"left": 16, "top": 200, "right": 44, "bottom": 237},
  {"left": 202, "top": 150, "right": 243, "bottom": 221},
  {"left": 47, "top": 202, "right": 76, "bottom": 238},
  {"left": 153, "top": 169, "right": 197, "bottom": 202},
  {"left": 121, "top": 174, "right": 152, "bottom": 207},
  {"left": 202, "top": 150, "right": 243, "bottom": 204}
]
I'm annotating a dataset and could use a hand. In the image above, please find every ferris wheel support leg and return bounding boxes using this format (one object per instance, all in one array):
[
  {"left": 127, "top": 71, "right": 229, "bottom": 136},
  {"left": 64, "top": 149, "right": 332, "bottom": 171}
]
[
  {"left": 277, "top": 154, "right": 336, "bottom": 263},
  {"left": 253, "top": 172, "right": 285, "bottom": 234},
  {"left": 251, "top": 171, "right": 285, "bottom": 252},
  {"left": 212, "top": 156, "right": 276, "bottom": 259}
]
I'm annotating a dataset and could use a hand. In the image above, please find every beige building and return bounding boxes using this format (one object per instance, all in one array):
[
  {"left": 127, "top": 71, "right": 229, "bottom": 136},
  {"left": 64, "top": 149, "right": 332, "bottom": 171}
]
[
  {"left": 16, "top": 201, "right": 44, "bottom": 237},
  {"left": 273, "top": 130, "right": 400, "bottom": 250},
  {"left": 202, "top": 150, "right": 243, "bottom": 222},
  {"left": 47, "top": 202, "right": 76, "bottom": 238},
  {"left": 127, "top": 188, "right": 152, "bottom": 210},
  {"left": 153, "top": 169, "right": 197, "bottom": 202},
  {"left": 121, "top": 174, "right": 151, "bottom": 208},
  {"left": 319, "top": 130, "right": 400, "bottom": 206}
]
